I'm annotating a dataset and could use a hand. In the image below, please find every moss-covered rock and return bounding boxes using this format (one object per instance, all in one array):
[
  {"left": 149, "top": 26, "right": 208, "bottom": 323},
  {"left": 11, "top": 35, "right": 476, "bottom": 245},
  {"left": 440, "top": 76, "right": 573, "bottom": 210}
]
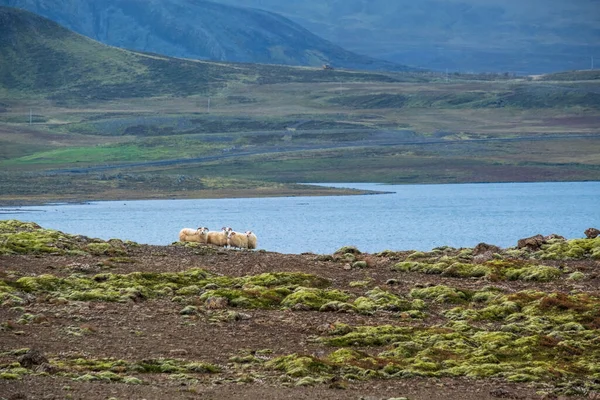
[
  {"left": 410, "top": 285, "right": 471, "bottom": 304},
  {"left": 334, "top": 246, "right": 361, "bottom": 255},
  {"left": 266, "top": 354, "right": 332, "bottom": 377},
  {"left": 353, "top": 287, "right": 416, "bottom": 314},
  {"left": 535, "top": 238, "right": 600, "bottom": 260},
  {"left": 281, "top": 287, "right": 350, "bottom": 310},
  {"left": 0, "top": 220, "right": 131, "bottom": 256}
]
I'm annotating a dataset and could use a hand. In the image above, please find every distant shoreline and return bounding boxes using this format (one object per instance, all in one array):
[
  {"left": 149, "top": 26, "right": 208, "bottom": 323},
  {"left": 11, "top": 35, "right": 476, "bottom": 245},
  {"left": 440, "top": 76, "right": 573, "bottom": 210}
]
[{"left": 0, "top": 186, "right": 392, "bottom": 208}]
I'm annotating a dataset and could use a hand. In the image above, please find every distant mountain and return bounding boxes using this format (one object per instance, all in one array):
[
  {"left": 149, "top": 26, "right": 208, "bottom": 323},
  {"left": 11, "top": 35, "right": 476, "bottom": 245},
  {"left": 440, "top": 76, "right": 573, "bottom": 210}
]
[
  {"left": 0, "top": 0, "right": 414, "bottom": 72},
  {"left": 219, "top": 0, "right": 600, "bottom": 75},
  {"left": 0, "top": 7, "right": 406, "bottom": 100}
]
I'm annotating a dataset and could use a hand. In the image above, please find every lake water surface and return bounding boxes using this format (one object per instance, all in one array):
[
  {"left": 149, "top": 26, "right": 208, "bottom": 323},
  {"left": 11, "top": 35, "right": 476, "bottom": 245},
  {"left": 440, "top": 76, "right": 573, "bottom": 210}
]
[{"left": 2, "top": 182, "right": 599, "bottom": 254}]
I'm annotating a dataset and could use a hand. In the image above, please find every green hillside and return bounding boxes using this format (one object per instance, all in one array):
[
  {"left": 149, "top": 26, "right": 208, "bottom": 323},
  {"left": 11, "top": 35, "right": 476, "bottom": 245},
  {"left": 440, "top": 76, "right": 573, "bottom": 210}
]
[
  {"left": 0, "top": 7, "right": 412, "bottom": 101},
  {"left": 0, "top": 0, "right": 414, "bottom": 72}
]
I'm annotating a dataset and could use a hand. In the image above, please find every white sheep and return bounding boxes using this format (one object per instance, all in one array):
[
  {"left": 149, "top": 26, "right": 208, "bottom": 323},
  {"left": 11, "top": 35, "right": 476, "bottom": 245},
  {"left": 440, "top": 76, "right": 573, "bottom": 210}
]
[
  {"left": 246, "top": 231, "right": 257, "bottom": 250},
  {"left": 179, "top": 227, "right": 209, "bottom": 243},
  {"left": 207, "top": 226, "right": 230, "bottom": 247},
  {"left": 227, "top": 230, "right": 249, "bottom": 249}
]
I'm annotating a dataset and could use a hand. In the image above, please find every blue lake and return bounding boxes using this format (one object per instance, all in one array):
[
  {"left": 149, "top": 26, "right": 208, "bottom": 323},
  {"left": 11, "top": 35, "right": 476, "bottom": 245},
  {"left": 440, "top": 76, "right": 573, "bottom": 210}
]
[{"left": 1, "top": 182, "right": 599, "bottom": 254}]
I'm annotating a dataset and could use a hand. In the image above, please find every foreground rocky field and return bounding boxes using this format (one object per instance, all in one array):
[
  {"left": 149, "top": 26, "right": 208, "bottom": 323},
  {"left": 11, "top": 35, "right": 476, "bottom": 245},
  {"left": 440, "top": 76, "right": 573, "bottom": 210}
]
[{"left": 1, "top": 220, "right": 599, "bottom": 400}]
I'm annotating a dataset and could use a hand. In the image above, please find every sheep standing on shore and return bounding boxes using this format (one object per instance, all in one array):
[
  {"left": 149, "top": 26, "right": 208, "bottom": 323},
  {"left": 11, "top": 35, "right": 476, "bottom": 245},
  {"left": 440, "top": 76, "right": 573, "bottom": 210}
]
[
  {"left": 227, "top": 230, "right": 249, "bottom": 249},
  {"left": 246, "top": 231, "right": 257, "bottom": 250},
  {"left": 207, "top": 227, "right": 230, "bottom": 247},
  {"left": 179, "top": 227, "right": 209, "bottom": 243}
]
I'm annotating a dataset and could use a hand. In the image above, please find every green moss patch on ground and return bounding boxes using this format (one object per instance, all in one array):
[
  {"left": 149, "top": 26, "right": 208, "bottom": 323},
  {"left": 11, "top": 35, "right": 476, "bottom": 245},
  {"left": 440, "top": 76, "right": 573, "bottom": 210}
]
[
  {"left": 0, "top": 219, "right": 134, "bottom": 256},
  {"left": 1, "top": 268, "right": 333, "bottom": 307},
  {"left": 390, "top": 245, "right": 585, "bottom": 281}
]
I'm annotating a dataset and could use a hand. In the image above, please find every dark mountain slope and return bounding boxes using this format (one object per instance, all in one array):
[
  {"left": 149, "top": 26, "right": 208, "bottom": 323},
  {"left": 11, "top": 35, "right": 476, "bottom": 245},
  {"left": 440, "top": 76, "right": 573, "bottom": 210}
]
[{"left": 0, "top": 0, "right": 414, "bottom": 72}]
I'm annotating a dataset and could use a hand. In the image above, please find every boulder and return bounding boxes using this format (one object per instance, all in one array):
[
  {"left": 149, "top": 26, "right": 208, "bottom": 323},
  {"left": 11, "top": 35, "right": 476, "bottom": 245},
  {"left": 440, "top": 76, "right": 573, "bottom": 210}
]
[
  {"left": 585, "top": 228, "right": 600, "bottom": 239},
  {"left": 205, "top": 296, "right": 229, "bottom": 310},
  {"left": 473, "top": 251, "right": 495, "bottom": 264},
  {"left": 517, "top": 234, "right": 545, "bottom": 250},
  {"left": 18, "top": 349, "right": 48, "bottom": 369},
  {"left": 544, "top": 233, "right": 566, "bottom": 241},
  {"left": 473, "top": 242, "right": 501, "bottom": 256}
]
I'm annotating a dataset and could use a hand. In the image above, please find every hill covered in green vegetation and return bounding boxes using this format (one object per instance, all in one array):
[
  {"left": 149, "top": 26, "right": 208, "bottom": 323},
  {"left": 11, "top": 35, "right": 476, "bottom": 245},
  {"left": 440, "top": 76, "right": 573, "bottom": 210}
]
[
  {"left": 0, "top": 0, "right": 413, "bottom": 72},
  {"left": 0, "top": 6, "right": 411, "bottom": 101}
]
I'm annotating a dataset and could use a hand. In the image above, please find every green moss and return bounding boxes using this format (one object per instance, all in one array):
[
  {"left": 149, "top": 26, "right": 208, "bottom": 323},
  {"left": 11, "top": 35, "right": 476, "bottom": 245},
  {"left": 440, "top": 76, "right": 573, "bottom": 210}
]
[
  {"left": 352, "top": 261, "right": 368, "bottom": 269},
  {"left": 407, "top": 251, "right": 428, "bottom": 260},
  {"left": 132, "top": 358, "right": 220, "bottom": 374},
  {"left": 0, "top": 372, "right": 21, "bottom": 380},
  {"left": 266, "top": 354, "right": 332, "bottom": 377},
  {"left": 394, "top": 254, "right": 563, "bottom": 282},
  {"left": 536, "top": 238, "right": 600, "bottom": 260},
  {"left": 180, "top": 305, "right": 198, "bottom": 315},
  {"left": 392, "top": 261, "right": 421, "bottom": 272},
  {"left": 334, "top": 246, "right": 361, "bottom": 255},
  {"left": 0, "top": 220, "right": 131, "bottom": 256},
  {"left": 568, "top": 272, "right": 586, "bottom": 281},
  {"left": 2, "top": 269, "right": 332, "bottom": 308},
  {"left": 327, "top": 348, "right": 364, "bottom": 364},
  {"left": 472, "top": 291, "right": 501, "bottom": 303},
  {"left": 176, "top": 285, "right": 202, "bottom": 296},
  {"left": 444, "top": 307, "right": 479, "bottom": 321},
  {"left": 353, "top": 287, "right": 416, "bottom": 314},
  {"left": 122, "top": 376, "right": 143, "bottom": 384},
  {"left": 349, "top": 279, "right": 372, "bottom": 288},
  {"left": 505, "top": 265, "right": 561, "bottom": 281},
  {"left": 97, "top": 371, "right": 122, "bottom": 381},
  {"left": 295, "top": 376, "right": 323, "bottom": 386},
  {"left": 281, "top": 287, "right": 350, "bottom": 310},
  {"left": 0, "top": 220, "right": 42, "bottom": 233},
  {"left": 86, "top": 243, "right": 126, "bottom": 256},
  {"left": 410, "top": 285, "right": 471, "bottom": 303},
  {"left": 319, "top": 301, "right": 356, "bottom": 313},
  {"left": 476, "top": 302, "right": 520, "bottom": 321}
]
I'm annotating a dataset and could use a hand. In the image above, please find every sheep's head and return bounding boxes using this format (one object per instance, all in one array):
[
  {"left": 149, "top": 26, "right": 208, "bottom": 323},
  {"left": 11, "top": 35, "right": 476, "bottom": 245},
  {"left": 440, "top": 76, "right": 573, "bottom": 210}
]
[
  {"left": 227, "top": 231, "right": 236, "bottom": 238},
  {"left": 199, "top": 227, "right": 209, "bottom": 235},
  {"left": 222, "top": 226, "right": 232, "bottom": 233},
  {"left": 245, "top": 231, "right": 254, "bottom": 236}
]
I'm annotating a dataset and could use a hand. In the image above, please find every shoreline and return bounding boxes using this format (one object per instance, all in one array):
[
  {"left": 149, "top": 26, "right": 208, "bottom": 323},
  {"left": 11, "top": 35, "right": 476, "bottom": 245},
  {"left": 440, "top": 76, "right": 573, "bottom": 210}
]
[
  {"left": 0, "top": 186, "right": 393, "bottom": 207},
  {"left": 4, "top": 179, "right": 599, "bottom": 207}
]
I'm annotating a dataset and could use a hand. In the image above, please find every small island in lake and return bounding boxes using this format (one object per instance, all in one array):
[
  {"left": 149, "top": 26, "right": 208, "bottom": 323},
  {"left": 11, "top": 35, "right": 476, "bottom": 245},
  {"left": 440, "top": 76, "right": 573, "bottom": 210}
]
[{"left": 1, "top": 219, "right": 599, "bottom": 400}]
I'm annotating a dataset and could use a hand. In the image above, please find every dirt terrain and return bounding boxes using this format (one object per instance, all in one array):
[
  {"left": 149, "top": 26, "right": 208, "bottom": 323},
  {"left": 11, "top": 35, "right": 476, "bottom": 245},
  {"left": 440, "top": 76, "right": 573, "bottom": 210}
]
[{"left": 1, "top": 221, "right": 599, "bottom": 400}]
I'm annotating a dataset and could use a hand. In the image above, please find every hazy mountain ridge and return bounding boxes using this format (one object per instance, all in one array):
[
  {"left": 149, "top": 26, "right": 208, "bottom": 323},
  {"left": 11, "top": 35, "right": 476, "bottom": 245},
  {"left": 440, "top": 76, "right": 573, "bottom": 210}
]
[
  {"left": 0, "top": 0, "right": 414, "bottom": 72},
  {"left": 219, "top": 0, "right": 600, "bottom": 74}
]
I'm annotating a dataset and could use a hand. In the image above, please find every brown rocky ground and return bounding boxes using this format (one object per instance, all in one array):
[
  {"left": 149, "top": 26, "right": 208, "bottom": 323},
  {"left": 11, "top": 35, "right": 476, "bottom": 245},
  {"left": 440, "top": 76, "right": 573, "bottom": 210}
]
[{"left": 1, "top": 230, "right": 599, "bottom": 400}]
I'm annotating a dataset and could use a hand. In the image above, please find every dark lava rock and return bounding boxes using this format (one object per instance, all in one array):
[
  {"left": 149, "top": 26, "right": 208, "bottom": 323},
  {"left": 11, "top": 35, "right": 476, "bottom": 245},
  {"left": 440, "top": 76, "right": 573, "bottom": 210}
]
[
  {"left": 544, "top": 233, "right": 566, "bottom": 241},
  {"left": 18, "top": 349, "right": 48, "bottom": 369},
  {"left": 585, "top": 227, "right": 600, "bottom": 239},
  {"left": 517, "top": 234, "right": 545, "bottom": 250},
  {"left": 473, "top": 242, "right": 501, "bottom": 256},
  {"left": 205, "top": 296, "right": 229, "bottom": 310}
]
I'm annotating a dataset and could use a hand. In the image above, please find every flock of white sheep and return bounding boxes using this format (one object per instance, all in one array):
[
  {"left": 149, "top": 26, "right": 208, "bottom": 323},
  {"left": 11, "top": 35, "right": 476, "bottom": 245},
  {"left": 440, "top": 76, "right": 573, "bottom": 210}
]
[{"left": 178, "top": 226, "right": 257, "bottom": 250}]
